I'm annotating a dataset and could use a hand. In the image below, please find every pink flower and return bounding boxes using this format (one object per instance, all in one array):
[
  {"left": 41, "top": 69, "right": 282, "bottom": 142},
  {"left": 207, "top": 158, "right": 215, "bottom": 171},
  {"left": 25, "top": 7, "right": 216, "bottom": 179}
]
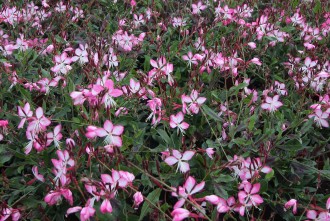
[
  {"left": 308, "top": 109, "right": 329, "bottom": 128},
  {"left": 100, "top": 199, "right": 112, "bottom": 214},
  {"left": 301, "top": 57, "right": 317, "bottom": 74},
  {"left": 70, "top": 90, "right": 87, "bottom": 105},
  {"left": 172, "top": 176, "right": 205, "bottom": 209},
  {"left": 133, "top": 192, "right": 144, "bottom": 208},
  {"left": 238, "top": 182, "right": 263, "bottom": 207},
  {"left": 192, "top": 1, "right": 207, "bottom": 15},
  {"left": 94, "top": 120, "right": 124, "bottom": 147},
  {"left": 71, "top": 44, "right": 88, "bottom": 64},
  {"left": 17, "top": 103, "right": 33, "bottom": 128},
  {"left": 171, "top": 208, "right": 190, "bottom": 221},
  {"left": 101, "top": 169, "right": 130, "bottom": 190},
  {"left": 164, "top": 150, "right": 195, "bottom": 173},
  {"left": 248, "top": 42, "right": 256, "bottom": 49},
  {"left": 306, "top": 210, "right": 330, "bottom": 220},
  {"left": 27, "top": 107, "right": 51, "bottom": 134},
  {"left": 261, "top": 95, "right": 283, "bottom": 112},
  {"left": 129, "top": 78, "right": 140, "bottom": 94},
  {"left": 284, "top": 199, "right": 297, "bottom": 214},
  {"left": 172, "top": 17, "right": 186, "bottom": 28},
  {"left": 181, "top": 90, "right": 206, "bottom": 114},
  {"left": 182, "top": 52, "right": 201, "bottom": 67},
  {"left": 206, "top": 148, "right": 215, "bottom": 159},
  {"left": 32, "top": 166, "right": 45, "bottom": 182},
  {"left": 102, "top": 79, "right": 123, "bottom": 108},
  {"left": 0, "top": 207, "right": 20, "bottom": 221},
  {"left": 66, "top": 206, "right": 82, "bottom": 217},
  {"left": 0, "top": 120, "right": 8, "bottom": 128},
  {"left": 169, "top": 112, "right": 189, "bottom": 134},
  {"left": 85, "top": 125, "right": 98, "bottom": 139},
  {"left": 44, "top": 188, "right": 73, "bottom": 206},
  {"left": 47, "top": 125, "right": 63, "bottom": 148},
  {"left": 249, "top": 57, "right": 262, "bottom": 66},
  {"left": 51, "top": 52, "right": 72, "bottom": 75},
  {"left": 80, "top": 206, "right": 96, "bottom": 221},
  {"left": 205, "top": 195, "right": 235, "bottom": 213}
]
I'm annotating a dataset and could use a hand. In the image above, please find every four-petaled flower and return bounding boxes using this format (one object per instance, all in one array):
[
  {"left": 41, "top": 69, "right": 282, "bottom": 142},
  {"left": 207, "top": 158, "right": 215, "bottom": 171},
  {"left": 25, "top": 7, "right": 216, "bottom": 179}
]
[
  {"left": 164, "top": 150, "right": 195, "bottom": 173},
  {"left": 261, "top": 95, "right": 283, "bottom": 112},
  {"left": 172, "top": 176, "right": 205, "bottom": 209},
  {"left": 95, "top": 120, "right": 124, "bottom": 147},
  {"left": 170, "top": 112, "right": 189, "bottom": 134},
  {"left": 238, "top": 182, "right": 263, "bottom": 207},
  {"left": 192, "top": 1, "right": 207, "bottom": 14}
]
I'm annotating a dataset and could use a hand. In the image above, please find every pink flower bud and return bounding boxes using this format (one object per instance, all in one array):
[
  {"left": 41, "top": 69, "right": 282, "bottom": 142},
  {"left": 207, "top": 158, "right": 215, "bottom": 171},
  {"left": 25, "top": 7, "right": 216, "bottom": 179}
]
[{"left": 133, "top": 192, "right": 144, "bottom": 208}]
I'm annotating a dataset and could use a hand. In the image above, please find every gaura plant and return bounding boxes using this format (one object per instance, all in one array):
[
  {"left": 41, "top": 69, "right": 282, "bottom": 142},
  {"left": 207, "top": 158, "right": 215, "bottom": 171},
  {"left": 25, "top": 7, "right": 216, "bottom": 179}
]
[{"left": 0, "top": 0, "right": 329, "bottom": 220}]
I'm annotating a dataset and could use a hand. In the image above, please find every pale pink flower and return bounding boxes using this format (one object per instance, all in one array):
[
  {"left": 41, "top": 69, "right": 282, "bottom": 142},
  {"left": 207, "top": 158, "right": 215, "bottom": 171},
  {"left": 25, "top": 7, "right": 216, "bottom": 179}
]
[
  {"left": 95, "top": 120, "right": 124, "bottom": 147},
  {"left": 101, "top": 169, "right": 129, "bottom": 190},
  {"left": 100, "top": 199, "right": 112, "bottom": 214},
  {"left": 80, "top": 206, "right": 96, "bottom": 221},
  {"left": 71, "top": 44, "right": 88, "bottom": 64},
  {"left": 133, "top": 14, "right": 145, "bottom": 27},
  {"left": 304, "top": 42, "right": 316, "bottom": 50},
  {"left": 51, "top": 52, "right": 72, "bottom": 75},
  {"left": 308, "top": 109, "right": 329, "bottom": 128},
  {"left": 55, "top": 1, "right": 66, "bottom": 12},
  {"left": 182, "top": 52, "right": 201, "bottom": 68},
  {"left": 205, "top": 195, "right": 235, "bottom": 213},
  {"left": 261, "top": 95, "right": 283, "bottom": 112},
  {"left": 172, "top": 17, "right": 186, "bottom": 27},
  {"left": 27, "top": 107, "right": 51, "bottom": 134},
  {"left": 129, "top": 78, "right": 140, "bottom": 94},
  {"left": 44, "top": 188, "right": 73, "bottom": 206},
  {"left": 32, "top": 166, "right": 45, "bottom": 182},
  {"left": 102, "top": 79, "right": 123, "bottom": 109},
  {"left": 1, "top": 44, "right": 19, "bottom": 56},
  {"left": 301, "top": 57, "right": 317, "bottom": 74},
  {"left": 164, "top": 150, "right": 195, "bottom": 173},
  {"left": 133, "top": 192, "right": 144, "bottom": 208},
  {"left": 306, "top": 210, "right": 330, "bottom": 220},
  {"left": 47, "top": 125, "right": 63, "bottom": 148},
  {"left": 248, "top": 42, "right": 256, "bottom": 49},
  {"left": 192, "top": 2, "right": 207, "bottom": 15},
  {"left": 206, "top": 148, "right": 215, "bottom": 159},
  {"left": 170, "top": 112, "right": 189, "bottom": 134},
  {"left": 238, "top": 182, "right": 263, "bottom": 207},
  {"left": 181, "top": 90, "right": 206, "bottom": 114},
  {"left": 0, "top": 207, "right": 20, "bottom": 221},
  {"left": 103, "top": 50, "right": 119, "bottom": 68},
  {"left": 172, "top": 176, "right": 205, "bottom": 209},
  {"left": 66, "top": 206, "right": 82, "bottom": 217},
  {"left": 171, "top": 208, "right": 190, "bottom": 221},
  {"left": 284, "top": 199, "right": 297, "bottom": 214},
  {"left": 249, "top": 57, "right": 262, "bottom": 66}
]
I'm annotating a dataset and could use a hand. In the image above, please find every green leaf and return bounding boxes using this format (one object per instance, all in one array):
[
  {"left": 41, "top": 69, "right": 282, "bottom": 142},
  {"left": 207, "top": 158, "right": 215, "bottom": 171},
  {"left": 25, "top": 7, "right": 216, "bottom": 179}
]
[
  {"left": 248, "top": 114, "right": 258, "bottom": 131},
  {"left": 313, "top": 0, "right": 321, "bottom": 14},
  {"left": 232, "top": 138, "right": 252, "bottom": 146},
  {"left": 53, "top": 106, "right": 71, "bottom": 119},
  {"left": 144, "top": 55, "right": 151, "bottom": 71},
  {"left": 280, "top": 139, "right": 304, "bottom": 151},
  {"left": 157, "top": 129, "right": 171, "bottom": 144},
  {"left": 139, "top": 188, "right": 162, "bottom": 221},
  {"left": 202, "top": 105, "right": 223, "bottom": 122},
  {"left": 0, "top": 147, "right": 13, "bottom": 166},
  {"left": 229, "top": 83, "right": 248, "bottom": 96},
  {"left": 300, "top": 118, "right": 314, "bottom": 134},
  {"left": 17, "top": 86, "right": 32, "bottom": 103},
  {"left": 265, "top": 169, "right": 274, "bottom": 181}
]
